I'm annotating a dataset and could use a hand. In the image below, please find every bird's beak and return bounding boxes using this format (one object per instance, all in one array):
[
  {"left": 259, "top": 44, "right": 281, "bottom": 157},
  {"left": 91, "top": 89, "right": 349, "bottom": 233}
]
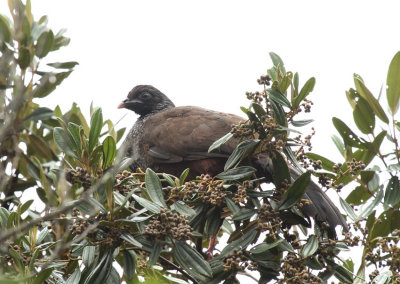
[{"left": 118, "top": 98, "right": 143, "bottom": 109}]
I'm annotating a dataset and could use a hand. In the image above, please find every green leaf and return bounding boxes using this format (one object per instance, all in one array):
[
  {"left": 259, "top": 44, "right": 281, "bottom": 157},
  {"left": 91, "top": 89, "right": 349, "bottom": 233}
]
[
  {"left": 306, "top": 153, "right": 335, "bottom": 172},
  {"left": 384, "top": 176, "right": 400, "bottom": 209},
  {"left": 331, "top": 134, "right": 345, "bottom": 157},
  {"left": 173, "top": 241, "right": 213, "bottom": 281},
  {"left": 300, "top": 235, "right": 318, "bottom": 258},
  {"left": 225, "top": 198, "right": 240, "bottom": 214},
  {"left": 53, "top": 127, "right": 78, "bottom": 158},
  {"left": 251, "top": 102, "right": 267, "bottom": 119},
  {"left": 17, "top": 47, "right": 31, "bottom": 69},
  {"left": 171, "top": 201, "right": 196, "bottom": 216},
  {"left": 332, "top": 117, "right": 363, "bottom": 148},
  {"left": 84, "top": 249, "right": 114, "bottom": 284},
  {"left": 333, "top": 264, "right": 353, "bottom": 284},
  {"left": 267, "top": 88, "right": 291, "bottom": 108},
  {"left": 359, "top": 188, "right": 383, "bottom": 220},
  {"left": 372, "top": 271, "right": 392, "bottom": 284},
  {"left": 35, "top": 30, "right": 54, "bottom": 58},
  {"left": 270, "top": 100, "right": 287, "bottom": 127},
  {"left": 32, "top": 71, "right": 72, "bottom": 98},
  {"left": 216, "top": 166, "right": 256, "bottom": 181},
  {"left": 102, "top": 136, "right": 116, "bottom": 169},
  {"left": 33, "top": 268, "right": 54, "bottom": 284},
  {"left": 123, "top": 250, "right": 136, "bottom": 281},
  {"left": 353, "top": 96, "right": 375, "bottom": 134},
  {"left": 179, "top": 168, "right": 190, "bottom": 185},
  {"left": 66, "top": 269, "right": 81, "bottom": 284},
  {"left": 145, "top": 168, "right": 167, "bottom": 207},
  {"left": 369, "top": 209, "right": 400, "bottom": 241},
  {"left": 0, "top": 208, "right": 10, "bottom": 227},
  {"left": 67, "top": 122, "right": 82, "bottom": 154},
  {"left": 9, "top": 247, "right": 24, "bottom": 272},
  {"left": 279, "top": 74, "right": 292, "bottom": 93},
  {"left": 28, "top": 134, "right": 57, "bottom": 161},
  {"left": 89, "top": 108, "right": 103, "bottom": 153},
  {"left": 340, "top": 197, "right": 357, "bottom": 221},
  {"left": 224, "top": 139, "right": 260, "bottom": 170},
  {"left": 293, "top": 77, "right": 316, "bottom": 108},
  {"left": 208, "top": 132, "right": 233, "bottom": 153},
  {"left": 232, "top": 208, "right": 256, "bottom": 221},
  {"left": 82, "top": 246, "right": 96, "bottom": 267},
  {"left": 205, "top": 207, "right": 223, "bottom": 236},
  {"left": 47, "top": 61, "right": 79, "bottom": 69},
  {"left": 272, "top": 150, "right": 291, "bottom": 188},
  {"left": 386, "top": 51, "right": 400, "bottom": 115},
  {"left": 220, "top": 228, "right": 257, "bottom": 257},
  {"left": 36, "top": 227, "right": 50, "bottom": 244},
  {"left": 162, "top": 173, "right": 176, "bottom": 187},
  {"left": 279, "top": 171, "right": 311, "bottom": 210},
  {"left": 0, "top": 15, "right": 12, "bottom": 43},
  {"left": 131, "top": 194, "right": 161, "bottom": 214},
  {"left": 249, "top": 239, "right": 284, "bottom": 254},
  {"left": 269, "top": 52, "right": 286, "bottom": 74},
  {"left": 19, "top": 200, "right": 33, "bottom": 215},
  {"left": 346, "top": 185, "right": 373, "bottom": 206},
  {"left": 291, "top": 119, "right": 314, "bottom": 127},
  {"left": 25, "top": 107, "right": 53, "bottom": 121},
  {"left": 120, "top": 232, "right": 143, "bottom": 248},
  {"left": 354, "top": 74, "right": 389, "bottom": 123}
]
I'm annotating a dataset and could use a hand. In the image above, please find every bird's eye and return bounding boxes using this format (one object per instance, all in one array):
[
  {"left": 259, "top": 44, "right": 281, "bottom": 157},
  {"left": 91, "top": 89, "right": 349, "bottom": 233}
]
[{"left": 139, "top": 92, "right": 152, "bottom": 100}]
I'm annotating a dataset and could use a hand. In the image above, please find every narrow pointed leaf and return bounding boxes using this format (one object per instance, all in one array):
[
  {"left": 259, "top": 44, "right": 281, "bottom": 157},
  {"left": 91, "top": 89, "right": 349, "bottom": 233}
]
[
  {"left": 145, "top": 168, "right": 167, "bottom": 207},
  {"left": 132, "top": 194, "right": 161, "bottom": 214},
  {"left": 279, "top": 171, "right": 311, "bottom": 210},
  {"left": 353, "top": 96, "right": 375, "bottom": 134},
  {"left": 293, "top": 77, "right": 316, "bottom": 108},
  {"left": 332, "top": 117, "right": 363, "bottom": 148},
  {"left": 386, "top": 51, "right": 400, "bottom": 115},
  {"left": 384, "top": 176, "right": 400, "bottom": 208},
  {"left": 35, "top": 30, "right": 54, "bottom": 58},
  {"left": 102, "top": 136, "right": 116, "bottom": 169},
  {"left": 208, "top": 133, "right": 233, "bottom": 153},
  {"left": 224, "top": 139, "right": 260, "bottom": 170},
  {"left": 267, "top": 88, "right": 291, "bottom": 108},
  {"left": 216, "top": 166, "right": 256, "bottom": 181},
  {"left": 301, "top": 235, "right": 318, "bottom": 258},
  {"left": 340, "top": 197, "right": 357, "bottom": 221},
  {"left": 173, "top": 241, "right": 212, "bottom": 281},
  {"left": 269, "top": 52, "right": 286, "bottom": 74},
  {"left": 123, "top": 250, "right": 137, "bottom": 281},
  {"left": 220, "top": 228, "right": 258, "bottom": 257},
  {"left": 89, "top": 108, "right": 103, "bottom": 153},
  {"left": 272, "top": 150, "right": 291, "bottom": 187},
  {"left": 354, "top": 74, "right": 389, "bottom": 123},
  {"left": 84, "top": 249, "right": 114, "bottom": 284},
  {"left": 250, "top": 239, "right": 284, "bottom": 254}
]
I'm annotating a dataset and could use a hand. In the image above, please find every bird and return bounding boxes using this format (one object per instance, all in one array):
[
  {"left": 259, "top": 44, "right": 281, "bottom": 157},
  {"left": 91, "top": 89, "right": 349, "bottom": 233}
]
[{"left": 118, "top": 84, "right": 348, "bottom": 237}]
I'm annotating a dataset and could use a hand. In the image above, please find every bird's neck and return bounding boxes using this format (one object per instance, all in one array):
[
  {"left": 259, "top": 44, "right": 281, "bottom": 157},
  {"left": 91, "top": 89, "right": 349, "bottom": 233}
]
[{"left": 139, "top": 102, "right": 175, "bottom": 120}]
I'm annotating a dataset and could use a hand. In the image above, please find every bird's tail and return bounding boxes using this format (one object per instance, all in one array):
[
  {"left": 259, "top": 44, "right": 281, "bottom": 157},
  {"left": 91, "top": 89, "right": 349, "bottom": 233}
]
[{"left": 252, "top": 153, "right": 348, "bottom": 237}]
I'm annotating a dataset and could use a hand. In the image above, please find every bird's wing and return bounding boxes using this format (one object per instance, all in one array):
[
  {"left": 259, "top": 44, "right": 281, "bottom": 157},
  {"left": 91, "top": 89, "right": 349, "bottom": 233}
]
[{"left": 141, "top": 106, "right": 243, "bottom": 163}]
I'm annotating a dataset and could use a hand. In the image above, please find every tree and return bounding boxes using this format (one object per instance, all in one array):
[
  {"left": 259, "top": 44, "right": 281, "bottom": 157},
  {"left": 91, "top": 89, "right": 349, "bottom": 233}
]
[{"left": 1, "top": 1, "right": 400, "bottom": 283}]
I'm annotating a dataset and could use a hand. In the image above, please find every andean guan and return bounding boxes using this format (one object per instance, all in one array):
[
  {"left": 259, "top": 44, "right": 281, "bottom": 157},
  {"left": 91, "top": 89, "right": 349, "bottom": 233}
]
[{"left": 118, "top": 85, "right": 348, "bottom": 237}]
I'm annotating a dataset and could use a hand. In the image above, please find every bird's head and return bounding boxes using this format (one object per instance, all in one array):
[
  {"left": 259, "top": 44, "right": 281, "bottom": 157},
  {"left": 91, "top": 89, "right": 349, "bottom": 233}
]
[{"left": 118, "top": 85, "right": 175, "bottom": 117}]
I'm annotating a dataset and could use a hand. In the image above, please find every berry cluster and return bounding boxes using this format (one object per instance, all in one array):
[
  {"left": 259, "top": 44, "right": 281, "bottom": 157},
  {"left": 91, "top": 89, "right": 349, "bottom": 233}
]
[
  {"left": 65, "top": 167, "right": 92, "bottom": 190},
  {"left": 142, "top": 208, "right": 192, "bottom": 241}
]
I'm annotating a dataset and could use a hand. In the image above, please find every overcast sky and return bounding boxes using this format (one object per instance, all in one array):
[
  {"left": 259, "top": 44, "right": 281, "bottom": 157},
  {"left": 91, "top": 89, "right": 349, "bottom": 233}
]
[{"left": 3, "top": 0, "right": 400, "bottom": 160}]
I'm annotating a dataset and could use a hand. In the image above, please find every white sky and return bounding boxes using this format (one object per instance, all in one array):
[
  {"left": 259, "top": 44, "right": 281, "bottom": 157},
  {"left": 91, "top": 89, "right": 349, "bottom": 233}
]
[{"left": 2, "top": 0, "right": 397, "bottom": 163}]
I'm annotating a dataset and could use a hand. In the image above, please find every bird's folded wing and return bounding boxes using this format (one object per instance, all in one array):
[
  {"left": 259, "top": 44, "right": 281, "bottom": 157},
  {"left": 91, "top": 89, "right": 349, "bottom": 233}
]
[{"left": 142, "top": 106, "right": 243, "bottom": 164}]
